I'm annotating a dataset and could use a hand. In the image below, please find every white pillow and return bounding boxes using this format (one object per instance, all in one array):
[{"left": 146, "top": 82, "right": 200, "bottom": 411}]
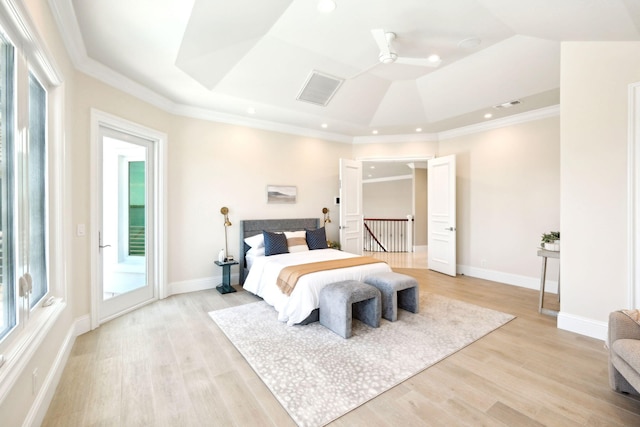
[
  {"left": 247, "top": 247, "right": 266, "bottom": 257},
  {"left": 244, "top": 233, "right": 264, "bottom": 249},
  {"left": 246, "top": 247, "right": 266, "bottom": 269},
  {"left": 284, "top": 230, "right": 309, "bottom": 253}
]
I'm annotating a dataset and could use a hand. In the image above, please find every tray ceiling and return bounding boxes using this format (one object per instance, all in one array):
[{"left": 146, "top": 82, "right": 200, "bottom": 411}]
[{"left": 51, "top": 0, "right": 640, "bottom": 140}]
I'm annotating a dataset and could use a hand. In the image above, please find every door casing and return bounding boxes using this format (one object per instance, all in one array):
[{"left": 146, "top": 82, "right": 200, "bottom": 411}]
[{"left": 90, "top": 109, "right": 167, "bottom": 329}]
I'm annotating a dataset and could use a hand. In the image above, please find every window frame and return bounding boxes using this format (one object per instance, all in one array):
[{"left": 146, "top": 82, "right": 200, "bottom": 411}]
[
  {"left": 0, "top": 0, "right": 66, "bottom": 403},
  {"left": 0, "top": 29, "right": 17, "bottom": 347},
  {"left": 26, "top": 70, "right": 50, "bottom": 309}
]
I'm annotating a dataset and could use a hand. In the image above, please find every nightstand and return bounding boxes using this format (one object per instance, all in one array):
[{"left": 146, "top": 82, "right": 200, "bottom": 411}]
[{"left": 214, "top": 260, "right": 238, "bottom": 294}]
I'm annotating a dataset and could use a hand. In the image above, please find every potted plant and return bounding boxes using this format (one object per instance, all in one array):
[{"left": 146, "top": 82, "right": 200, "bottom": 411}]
[{"left": 541, "top": 231, "right": 560, "bottom": 251}]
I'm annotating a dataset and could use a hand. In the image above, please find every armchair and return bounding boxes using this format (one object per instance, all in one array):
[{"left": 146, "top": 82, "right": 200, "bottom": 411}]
[{"left": 609, "top": 310, "right": 640, "bottom": 396}]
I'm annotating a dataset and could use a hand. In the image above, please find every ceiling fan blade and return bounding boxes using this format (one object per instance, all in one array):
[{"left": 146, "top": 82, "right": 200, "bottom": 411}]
[
  {"left": 371, "top": 28, "right": 392, "bottom": 57},
  {"left": 395, "top": 56, "right": 441, "bottom": 67}
]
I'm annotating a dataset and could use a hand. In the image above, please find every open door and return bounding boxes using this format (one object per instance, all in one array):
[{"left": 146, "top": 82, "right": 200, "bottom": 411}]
[
  {"left": 339, "top": 159, "right": 363, "bottom": 254},
  {"left": 428, "top": 155, "right": 456, "bottom": 276}
]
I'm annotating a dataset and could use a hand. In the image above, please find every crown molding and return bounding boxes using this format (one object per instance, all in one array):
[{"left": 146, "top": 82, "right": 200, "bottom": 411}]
[
  {"left": 171, "top": 104, "right": 353, "bottom": 143},
  {"left": 437, "top": 105, "right": 561, "bottom": 140},
  {"left": 48, "top": 0, "right": 84, "bottom": 66},
  {"left": 353, "top": 132, "right": 439, "bottom": 144}
]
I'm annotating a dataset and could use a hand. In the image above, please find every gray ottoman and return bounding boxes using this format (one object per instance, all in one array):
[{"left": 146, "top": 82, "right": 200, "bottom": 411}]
[
  {"left": 364, "top": 272, "right": 419, "bottom": 321},
  {"left": 319, "top": 280, "right": 381, "bottom": 338}
]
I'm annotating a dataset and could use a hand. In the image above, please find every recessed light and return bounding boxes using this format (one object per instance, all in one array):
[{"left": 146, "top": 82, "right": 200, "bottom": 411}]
[
  {"left": 321, "top": 123, "right": 328, "bottom": 129},
  {"left": 427, "top": 54, "right": 441, "bottom": 63},
  {"left": 370, "top": 165, "right": 376, "bottom": 169},
  {"left": 484, "top": 113, "right": 493, "bottom": 119},
  {"left": 372, "top": 130, "right": 378, "bottom": 135},
  {"left": 416, "top": 128, "right": 422, "bottom": 133},
  {"left": 493, "top": 100, "right": 521, "bottom": 109},
  {"left": 317, "top": 0, "right": 336, "bottom": 13}
]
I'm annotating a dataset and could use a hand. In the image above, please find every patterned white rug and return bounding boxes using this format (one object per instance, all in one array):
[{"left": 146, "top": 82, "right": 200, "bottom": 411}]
[{"left": 209, "top": 293, "right": 514, "bottom": 427}]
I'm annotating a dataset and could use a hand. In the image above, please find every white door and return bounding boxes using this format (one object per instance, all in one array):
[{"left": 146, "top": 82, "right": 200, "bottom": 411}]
[
  {"left": 428, "top": 155, "right": 457, "bottom": 276},
  {"left": 339, "top": 158, "right": 363, "bottom": 254},
  {"left": 97, "top": 125, "right": 156, "bottom": 322}
]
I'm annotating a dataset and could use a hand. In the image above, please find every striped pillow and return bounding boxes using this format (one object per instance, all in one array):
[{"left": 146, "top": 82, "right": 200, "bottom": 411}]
[{"left": 285, "top": 231, "right": 309, "bottom": 253}]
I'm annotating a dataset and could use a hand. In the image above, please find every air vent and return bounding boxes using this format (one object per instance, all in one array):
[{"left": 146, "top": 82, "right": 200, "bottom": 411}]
[
  {"left": 296, "top": 70, "right": 344, "bottom": 106},
  {"left": 493, "top": 99, "right": 521, "bottom": 109}
]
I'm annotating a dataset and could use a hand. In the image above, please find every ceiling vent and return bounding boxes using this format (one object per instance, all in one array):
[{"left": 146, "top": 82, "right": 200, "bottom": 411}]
[
  {"left": 296, "top": 70, "right": 344, "bottom": 107},
  {"left": 493, "top": 99, "right": 521, "bottom": 109}
]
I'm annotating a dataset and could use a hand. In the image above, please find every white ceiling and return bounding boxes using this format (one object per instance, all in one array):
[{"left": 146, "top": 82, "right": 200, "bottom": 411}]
[{"left": 51, "top": 0, "right": 640, "bottom": 140}]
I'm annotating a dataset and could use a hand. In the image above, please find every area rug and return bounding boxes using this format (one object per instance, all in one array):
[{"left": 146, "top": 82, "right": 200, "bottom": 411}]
[{"left": 209, "top": 293, "right": 514, "bottom": 427}]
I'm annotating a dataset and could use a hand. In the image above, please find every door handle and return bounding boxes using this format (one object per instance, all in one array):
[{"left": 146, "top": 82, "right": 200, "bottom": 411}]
[
  {"left": 445, "top": 227, "right": 456, "bottom": 231},
  {"left": 98, "top": 231, "right": 112, "bottom": 249}
]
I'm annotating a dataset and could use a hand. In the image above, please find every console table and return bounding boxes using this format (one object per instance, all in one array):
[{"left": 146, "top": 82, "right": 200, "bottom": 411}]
[
  {"left": 537, "top": 248, "right": 559, "bottom": 316},
  {"left": 215, "top": 260, "right": 238, "bottom": 294}
]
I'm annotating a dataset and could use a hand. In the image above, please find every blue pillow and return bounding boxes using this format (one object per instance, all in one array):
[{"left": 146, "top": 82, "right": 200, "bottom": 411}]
[
  {"left": 263, "top": 231, "right": 289, "bottom": 256},
  {"left": 306, "top": 227, "right": 328, "bottom": 250}
]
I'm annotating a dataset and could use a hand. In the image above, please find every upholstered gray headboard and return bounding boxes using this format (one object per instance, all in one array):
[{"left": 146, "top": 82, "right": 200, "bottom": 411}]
[{"left": 238, "top": 218, "right": 321, "bottom": 284}]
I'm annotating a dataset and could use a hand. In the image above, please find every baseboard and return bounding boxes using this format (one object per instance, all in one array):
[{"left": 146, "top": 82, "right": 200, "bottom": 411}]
[
  {"left": 413, "top": 245, "right": 427, "bottom": 252},
  {"left": 169, "top": 273, "right": 240, "bottom": 295},
  {"left": 457, "top": 264, "right": 558, "bottom": 294},
  {"left": 74, "top": 314, "right": 91, "bottom": 336},
  {"left": 459, "top": 264, "right": 607, "bottom": 341},
  {"left": 557, "top": 312, "right": 607, "bottom": 341},
  {"left": 24, "top": 314, "right": 88, "bottom": 427}
]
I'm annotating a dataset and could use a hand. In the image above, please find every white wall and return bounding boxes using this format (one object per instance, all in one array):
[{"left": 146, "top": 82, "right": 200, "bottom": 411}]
[
  {"left": 166, "top": 120, "right": 351, "bottom": 285},
  {"left": 353, "top": 139, "right": 438, "bottom": 160},
  {"left": 559, "top": 41, "right": 640, "bottom": 338},
  {"left": 438, "top": 117, "right": 561, "bottom": 287},
  {"left": 363, "top": 178, "right": 412, "bottom": 218}
]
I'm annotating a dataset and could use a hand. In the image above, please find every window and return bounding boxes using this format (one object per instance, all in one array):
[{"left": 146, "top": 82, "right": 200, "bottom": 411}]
[
  {"left": 0, "top": 0, "right": 64, "bottom": 399},
  {"left": 0, "top": 6, "right": 59, "bottom": 353},
  {"left": 28, "top": 73, "right": 48, "bottom": 307},
  {"left": 0, "top": 34, "right": 15, "bottom": 342},
  {"left": 0, "top": 41, "right": 49, "bottom": 344},
  {"left": 128, "top": 161, "right": 145, "bottom": 256}
]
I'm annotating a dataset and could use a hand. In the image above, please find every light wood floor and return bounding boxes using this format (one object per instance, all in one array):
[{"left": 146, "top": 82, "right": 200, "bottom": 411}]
[
  {"left": 364, "top": 250, "right": 428, "bottom": 269},
  {"left": 42, "top": 258, "right": 640, "bottom": 426}
]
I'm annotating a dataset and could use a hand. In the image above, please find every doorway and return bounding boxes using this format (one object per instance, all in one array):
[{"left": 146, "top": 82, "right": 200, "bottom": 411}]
[
  {"left": 90, "top": 110, "right": 167, "bottom": 328},
  {"left": 360, "top": 157, "right": 429, "bottom": 252}
]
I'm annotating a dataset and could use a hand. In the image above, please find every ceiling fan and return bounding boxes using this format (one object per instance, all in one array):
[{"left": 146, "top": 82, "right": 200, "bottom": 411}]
[{"left": 370, "top": 28, "right": 442, "bottom": 67}]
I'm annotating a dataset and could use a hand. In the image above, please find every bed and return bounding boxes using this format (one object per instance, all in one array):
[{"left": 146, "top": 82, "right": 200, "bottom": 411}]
[{"left": 239, "top": 218, "right": 392, "bottom": 325}]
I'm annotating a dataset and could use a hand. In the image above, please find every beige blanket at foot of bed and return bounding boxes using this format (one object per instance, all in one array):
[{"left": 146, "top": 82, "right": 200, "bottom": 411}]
[{"left": 276, "top": 256, "right": 386, "bottom": 296}]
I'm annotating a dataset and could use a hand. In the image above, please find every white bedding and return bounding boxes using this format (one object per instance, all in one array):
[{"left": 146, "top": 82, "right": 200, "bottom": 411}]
[{"left": 243, "top": 249, "right": 392, "bottom": 325}]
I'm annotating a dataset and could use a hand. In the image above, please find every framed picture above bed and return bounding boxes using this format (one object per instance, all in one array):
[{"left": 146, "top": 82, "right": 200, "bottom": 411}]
[{"left": 267, "top": 185, "right": 297, "bottom": 204}]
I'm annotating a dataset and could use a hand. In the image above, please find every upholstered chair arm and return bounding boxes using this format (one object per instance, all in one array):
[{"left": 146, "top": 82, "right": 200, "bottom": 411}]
[{"left": 609, "top": 311, "right": 640, "bottom": 347}]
